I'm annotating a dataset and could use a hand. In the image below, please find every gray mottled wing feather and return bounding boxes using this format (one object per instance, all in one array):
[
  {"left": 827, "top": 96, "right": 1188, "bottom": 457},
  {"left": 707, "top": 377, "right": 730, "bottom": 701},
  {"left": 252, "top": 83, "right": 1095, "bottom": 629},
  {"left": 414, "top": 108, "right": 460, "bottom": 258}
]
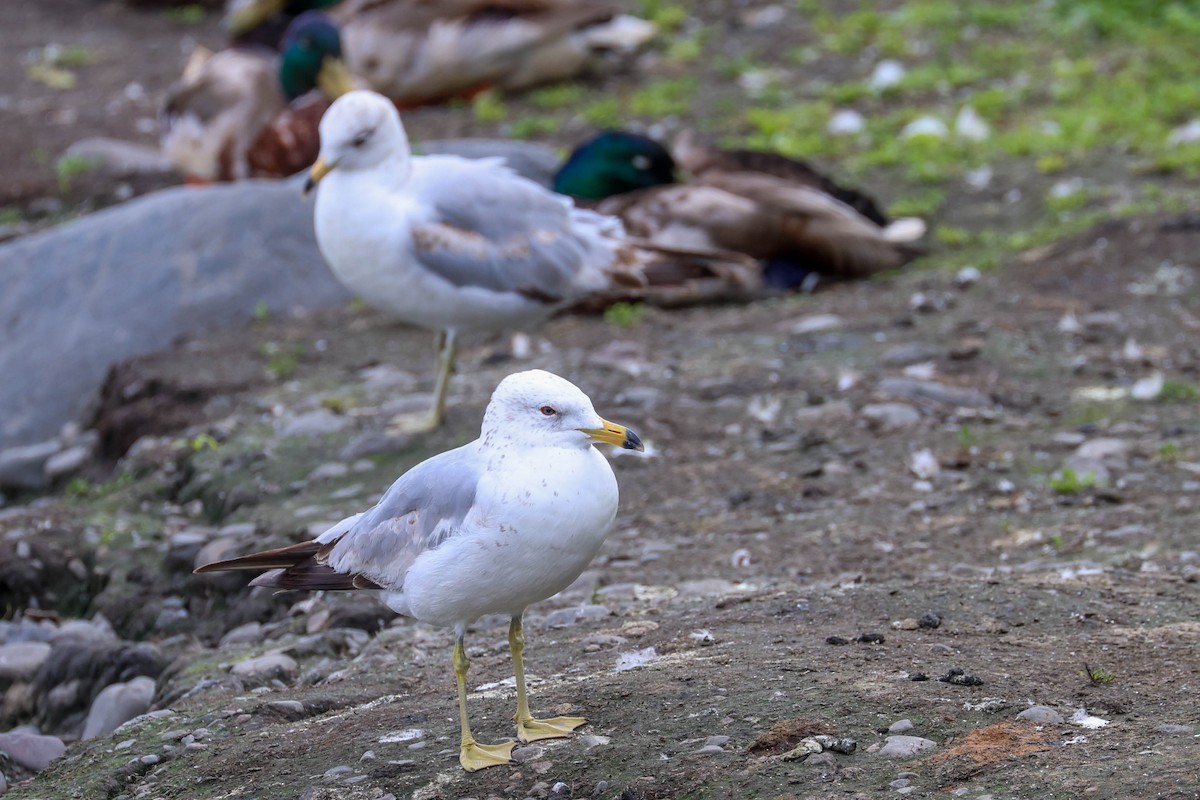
[
  {"left": 409, "top": 157, "right": 618, "bottom": 301},
  {"left": 318, "top": 443, "right": 483, "bottom": 588}
]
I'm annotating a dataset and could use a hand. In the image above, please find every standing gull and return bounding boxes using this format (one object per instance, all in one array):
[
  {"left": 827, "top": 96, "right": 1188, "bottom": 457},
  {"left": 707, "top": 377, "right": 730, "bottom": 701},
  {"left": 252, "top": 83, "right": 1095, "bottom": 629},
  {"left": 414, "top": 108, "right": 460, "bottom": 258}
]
[
  {"left": 304, "top": 89, "right": 753, "bottom": 432},
  {"left": 195, "top": 369, "right": 644, "bottom": 771}
]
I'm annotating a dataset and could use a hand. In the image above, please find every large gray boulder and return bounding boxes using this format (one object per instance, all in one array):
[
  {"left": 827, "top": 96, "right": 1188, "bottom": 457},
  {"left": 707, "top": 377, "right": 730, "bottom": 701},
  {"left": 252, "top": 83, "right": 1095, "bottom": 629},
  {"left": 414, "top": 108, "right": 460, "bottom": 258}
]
[{"left": 0, "top": 139, "right": 560, "bottom": 452}]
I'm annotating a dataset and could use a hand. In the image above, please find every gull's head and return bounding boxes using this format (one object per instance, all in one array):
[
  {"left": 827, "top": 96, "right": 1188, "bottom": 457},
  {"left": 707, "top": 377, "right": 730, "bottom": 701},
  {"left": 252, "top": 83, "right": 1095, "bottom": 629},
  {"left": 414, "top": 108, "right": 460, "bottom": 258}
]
[
  {"left": 304, "top": 90, "right": 408, "bottom": 194},
  {"left": 482, "top": 369, "right": 644, "bottom": 453}
]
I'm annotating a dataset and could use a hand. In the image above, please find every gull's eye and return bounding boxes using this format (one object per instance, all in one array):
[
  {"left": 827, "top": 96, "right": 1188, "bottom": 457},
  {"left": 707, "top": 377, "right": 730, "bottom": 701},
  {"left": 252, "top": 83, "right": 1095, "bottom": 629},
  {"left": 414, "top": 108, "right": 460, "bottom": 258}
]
[
  {"left": 351, "top": 130, "right": 372, "bottom": 147},
  {"left": 539, "top": 405, "right": 557, "bottom": 416}
]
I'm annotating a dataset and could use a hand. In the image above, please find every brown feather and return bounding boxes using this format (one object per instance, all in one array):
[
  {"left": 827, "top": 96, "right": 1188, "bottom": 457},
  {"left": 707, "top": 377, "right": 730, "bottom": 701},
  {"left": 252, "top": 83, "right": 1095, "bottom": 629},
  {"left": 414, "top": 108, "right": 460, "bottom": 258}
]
[{"left": 194, "top": 540, "right": 321, "bottom": 573}]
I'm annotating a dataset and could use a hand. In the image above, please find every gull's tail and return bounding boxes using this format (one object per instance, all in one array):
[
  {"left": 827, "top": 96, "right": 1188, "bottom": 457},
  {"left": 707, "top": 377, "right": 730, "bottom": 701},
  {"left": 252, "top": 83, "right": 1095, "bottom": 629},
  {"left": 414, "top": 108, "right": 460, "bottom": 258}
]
[{"left": 194, "top": 538, "right": 380, "bottom": 591}]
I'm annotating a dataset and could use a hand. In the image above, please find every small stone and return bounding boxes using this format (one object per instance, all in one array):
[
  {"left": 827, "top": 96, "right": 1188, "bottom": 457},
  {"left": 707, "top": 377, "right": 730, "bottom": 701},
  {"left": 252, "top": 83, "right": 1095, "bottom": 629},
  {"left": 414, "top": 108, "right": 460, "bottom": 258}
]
[
  {"left": 854, "top": 632, "right": 885, "bottom": 644},
  {"left": 861, "top": 403, "right": 921, "bottom": 432},
  {"left": 1016, "top": 705, "right": 1064, "bottom": 725},
  {"left": 954, "top": 266, "right": 982, "bottom": 288},
  {"left": 890, "top": 778, "right": 911, "bottom": 789},
  {"left": 883, "top": 342, "right": 941, "bottom": 367},
  {"left": 892, "top": 618, "right": 919, "bottom": 631},
  {"left": 868, "top": 59, "right": 907, "bottom": 91},
  {"left": 1153, "top": 724, "right": 1194, "bottom": 734},
  {"left": 826, "top": 636, "right": 850, "bottom": 646},
  {"left": 876, "top": 736, "right": 937, "bottom": 758},
  {"left": 902, "top": 116, "right": 948, "bottom": 140},
  {"left": 44, "top": 443, "right": 92, "bottom": 479},
  {"left": 918, "top": 612, "right": 942, "bottom": 629},
  {"left": 219, "top": 622, "right": 265, "bottom": 648},
  {"left": 938, "top": 667, "right": 984, "bottom": 686},
  {"left": 231, "top": 652, "right": 298, "bottom": 683},
  {"left": 577, "top": 735, "right": 610, "bottom": 749},
  {"left": 828, "top": 109, "right": 866, "bottom": 136},
  {"left": 265, "top": 700, "right": 305, "bottom": 718},
  {"left": 703, "top": 735, "right": 730, "bottom": 748},
  {"left": 593, "top": 781, "right": 609, "bottom": 796},
  {"left": 0, "top": 641, "right": 52, "bottom": 681},
  {"left": 323, "top": 765, "right": 352, "bottom": 778},
  {"left": 277, "top": 410, "right": 351, "bottom": 438},
  {"left": 360, "top": 750, "right": 376, "bottom": 761},
  {"left": 805, "top": 751, "right": 836, "bottom": 766},
  {"left": 308, "top": 462, "right": 350, "bottom": 481},
  {"left": 786, "top": 313, "right": 843, "bottom": 334},
  {"left": 83, "top": 675, "right": 156, "bottom": 739},
  {"left": 954, "top": 106, "right": 990, "bottom": 141},
  {"left": 888, "top": 719, "right": 914, "bottom": 734},
  {"left": 693, "top": 744, "right": 725, "bottom": 754},
  {"left": 878, "top": 378, "right": 991, "bottom": 409},
  {"left": 1167, "top": 119, "right": 1200, "bottom": 146},
  {"left": 139, "top": 754, "right": 160, "bottom": 765},
  {"left": 115, "top": 738, "right": 136, "bottom": 751}
]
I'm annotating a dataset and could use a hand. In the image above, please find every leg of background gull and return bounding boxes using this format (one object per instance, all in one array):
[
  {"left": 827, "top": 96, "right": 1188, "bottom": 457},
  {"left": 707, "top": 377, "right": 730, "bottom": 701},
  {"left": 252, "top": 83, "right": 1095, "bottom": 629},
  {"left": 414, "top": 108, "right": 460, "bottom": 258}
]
[
  {"left": 388, "top": 329, "right": 459, "bottom": 434},
  {"left": 454, "top": 630, "right": 515, "bottom": 772},
  {"left": 510, "top": 614, "right": 587, "bottom": 743}
]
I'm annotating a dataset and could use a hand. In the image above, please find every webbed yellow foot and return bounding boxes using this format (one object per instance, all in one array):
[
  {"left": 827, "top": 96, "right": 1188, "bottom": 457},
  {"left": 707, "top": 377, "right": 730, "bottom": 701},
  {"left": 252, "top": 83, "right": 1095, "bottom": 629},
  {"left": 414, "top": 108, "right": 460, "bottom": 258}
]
[
  {"left": 517, "top": 715, "right": 587, "bottom": 743},
  {"left": 459, "top": 739, "right": 516, "bottom": 772}
]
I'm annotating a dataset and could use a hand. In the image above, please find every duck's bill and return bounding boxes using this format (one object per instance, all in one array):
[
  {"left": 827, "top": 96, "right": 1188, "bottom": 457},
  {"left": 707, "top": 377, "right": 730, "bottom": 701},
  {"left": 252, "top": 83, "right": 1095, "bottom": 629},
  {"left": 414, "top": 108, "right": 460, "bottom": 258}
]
[
  {"left": 581, "top": 419, "right": 644, "bottom": 451},
  {"left": 303, "top": 157, "right": 334, "bottom": 195}
]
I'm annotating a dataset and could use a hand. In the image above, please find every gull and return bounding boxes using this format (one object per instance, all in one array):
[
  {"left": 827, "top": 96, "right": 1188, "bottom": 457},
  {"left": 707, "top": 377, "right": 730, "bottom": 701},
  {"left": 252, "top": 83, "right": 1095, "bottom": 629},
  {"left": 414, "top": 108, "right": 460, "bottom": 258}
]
[
  {"left": 195, "top": 369, "right": 644, "bottom": 771},
  {"left": 303, "top": 89, "right": 753, "bottom": 432}
]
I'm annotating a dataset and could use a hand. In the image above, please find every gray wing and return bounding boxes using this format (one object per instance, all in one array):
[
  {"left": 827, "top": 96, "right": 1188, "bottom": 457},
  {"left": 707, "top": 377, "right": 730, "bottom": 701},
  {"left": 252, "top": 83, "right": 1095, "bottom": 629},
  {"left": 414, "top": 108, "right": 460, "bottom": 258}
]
[
  {"left": 317, "top": 442, "right": 483, "bottom": 588},
  {"left": 408, "top": 155, "right": 621, "bottom": 302}
]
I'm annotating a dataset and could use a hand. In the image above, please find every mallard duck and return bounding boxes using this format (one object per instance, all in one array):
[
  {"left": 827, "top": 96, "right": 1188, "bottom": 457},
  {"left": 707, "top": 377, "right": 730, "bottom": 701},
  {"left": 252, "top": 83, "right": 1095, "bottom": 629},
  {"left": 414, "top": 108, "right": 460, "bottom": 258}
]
[
  {"left": 554, "top": 131, "right": 927, "bottom": 289},
  {"left": 161, "top": 12, "right": 357, "bottom": 181},
  {"left": 275, "top": 0, "right": 652, "bottom": 106},
  {"left": 223, "top": 0, "right": 345, "bottom": 49}
]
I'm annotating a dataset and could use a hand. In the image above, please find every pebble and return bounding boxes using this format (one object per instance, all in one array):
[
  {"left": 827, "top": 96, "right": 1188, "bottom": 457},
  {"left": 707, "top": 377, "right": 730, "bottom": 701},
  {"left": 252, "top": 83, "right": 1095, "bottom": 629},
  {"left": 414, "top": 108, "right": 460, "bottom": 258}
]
[
  {"left": 230, "top": 652, "right": 298, "bottom": 683},
  {"left": 954, "top": 106, "right": 990, "bottom": 141},
  {"left": 939, "top": 667, "right": 984, "bottom": 686},
  {"left": 878, "top": 377, "right": 991, "bottom": 409},
  {"left": 1153, "top": 724, "right": 1194, "bottom": 734},
  {"left": 0, "top": 641, "right": 52, "bottom": 681},
  {"left": 277, "top": 410, "right": 351, "bottom": 438},
  {"left": 954, "top": 266, "right": 982, "bottom": 288},
  {"left": 1167, "top": 119, "right": 1200, "bottom": 146},
  {"left": 576, "top": 734, "right": 610, "bottom": 749},
  {"left": 806, "top": 751, "right": 836, "bottom": 766},
  {"left": 827, "top": 109, "right": 866, "bottom": 136},
  {"left": 786, "top": 313, "right": 843, "bottom": 334},
  {"left": 883, "top": 342, "right": 941, "bottom": 367},
  {"left": 860, "top": 403, "right": 921, "bottom": 431},
  {"left": 139, "top": 754, "right": 159, "bottom": 766},
  {"left": 0, "top": 731, "right": 67, "bottom": 772},
  {"left": 219, "top": 622, "right": 265, "bottom": 648},
  {"left": 593, "top": 781, "right": 609, "bottom": 796},
  {"left": 265, "top": 700, "right": 305, "bottom": 717},
  {"left": 1016, "top": 705, "right": 1064, "bottom": 724},
  {"left": 307, "top": 462, "right": 350, "bottom": 481},
  {"left": 868, "top": 59, "right": 907, "bottom": 91},
  {"left": 83, "top": 676, "right": 156, "bottom": 739},
  {"left": 918, "top": 612, "right": 941, "bottom": 629},
  {"left": 323, "top": 765, "right": 352, "bottom": 778},
  {"left": 890, "top": 778, "right": 911, "bottom": 789},
  {"left": 614, "top": 647, "right": 658, "bottom": 672},
  {"left": 44, "top": 443, "right": 92, "bottom": 479},
  {"left": 888, "top": 719, "right": 914, "bottom": 734},
  {"left": 876, "top": 736, "right": 937, "bottom": 758},
  {"left": 902, "top": 116, "right": 949, "bottom": 140},
  {"left": 360, "top": 750, "right": 376, "bottom": 761}
]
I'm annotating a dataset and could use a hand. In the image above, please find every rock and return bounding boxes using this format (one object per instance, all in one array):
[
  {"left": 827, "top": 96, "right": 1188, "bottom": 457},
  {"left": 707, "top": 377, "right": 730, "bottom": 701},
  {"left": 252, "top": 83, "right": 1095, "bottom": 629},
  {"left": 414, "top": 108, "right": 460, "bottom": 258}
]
[
  {"left": 882, "top": 343, "right": 941, "bottom": 367},
  {"left": 219, "top": 622, "right": 265, "bottom": 648},
  {"left": 231, "top": 653, "right": 298, "bottom": 683},
  {"left": 877, "top": 378, "right": 991, "bottom": 409},
  {"left": 277, "top": 411, "right": 352, "bottom": 439},
  {"left": 918, "top": 611, "right": 942, "bottom": 629},
  {"left": 786, "top": 313, "right": 843, "bottom": 334},
  {"left": 82, "top": 676, "right": 156, "bottom": 739},
  {"left": 828, "top": 109, "right": 866, "bottom": 136},
  {"left": 44, "top": 442, "right": 93, "bottom": 480},
  {"left": 265, "top": 700, "right": 305, "bottom": 718},
  {"left": 954, "top": 266, "right": 982, "bottom": 288},
  {"left": 0, "top": 440, "right": 60, "bottom": 490},
  {"left": 876, "top": 736, "right": 937, "bottom": 758},
  {"left": 0, "top": 731, "right": 67, "bottom": 772},
  {"left": 861, "top": 403, "right": 921, "bottom": 431},
  {"left": 1074, "top": 438, "right": 1130, "bottom": 466},
  {"left": 0, "top": 641, "right": 52, "bottom": 682},
  {"left": 954, "top": 106, "right": 990, "bottom": 141},
  {"left": 193, "top": 537, "right": 240, "bottom": 572},
  {"left": 888, "top": 719, "right": 914, "bottom": 734},
  {"left": 1017, "top": 705, "right": 1064, "bottom": 724},
  {"left": 867, "top": 59, "right": 906, "bottom": 91},
  {"left": 323, "top": 765, "right": 352, "bottom": 778},
  {"left": 902, "top": 116, "right": 948, "bottom": 140},
  {"left": 1167, "top": 119, "right": 1200, "bottom": 147},
  {"left": 1153, "top": 724, "right": 1194, "bottom": 734},
  {"left": 938, "top": 667, "right": 984, "bottom": 686}
]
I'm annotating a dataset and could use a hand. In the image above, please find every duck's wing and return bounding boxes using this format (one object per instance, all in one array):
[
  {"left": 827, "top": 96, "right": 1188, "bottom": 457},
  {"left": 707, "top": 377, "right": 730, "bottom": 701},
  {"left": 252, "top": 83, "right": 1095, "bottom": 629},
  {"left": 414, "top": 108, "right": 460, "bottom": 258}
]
[
  {"left": 405, "top": 155, "right": 641, "bottom": 303},
  {"left": 672, "top": 132, "right": 892, "bottom": 227},
  {"left": 195, "top": 444, "right": 484, "bottom": 591}
]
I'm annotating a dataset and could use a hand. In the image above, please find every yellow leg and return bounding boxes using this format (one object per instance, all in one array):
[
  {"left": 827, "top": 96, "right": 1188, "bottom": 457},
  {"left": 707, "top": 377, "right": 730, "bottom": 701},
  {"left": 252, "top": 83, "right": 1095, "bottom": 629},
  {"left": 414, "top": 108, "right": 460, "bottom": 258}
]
[
  {"left": 388, "top": 329, "right": 458, "bottom": 434},
  {"left": 453, "top": 635, "right": 515, "bottom": 772},
  {"left": 510, "top": 615, "right": 587, "bottom": 743}
]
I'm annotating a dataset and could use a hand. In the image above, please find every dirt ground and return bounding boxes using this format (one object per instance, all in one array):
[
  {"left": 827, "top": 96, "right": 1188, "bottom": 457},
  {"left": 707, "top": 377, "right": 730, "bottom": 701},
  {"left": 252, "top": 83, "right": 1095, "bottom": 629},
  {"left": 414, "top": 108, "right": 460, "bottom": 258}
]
[{"left": 3, "top": 1, "right": 1200, "bottom": 799}]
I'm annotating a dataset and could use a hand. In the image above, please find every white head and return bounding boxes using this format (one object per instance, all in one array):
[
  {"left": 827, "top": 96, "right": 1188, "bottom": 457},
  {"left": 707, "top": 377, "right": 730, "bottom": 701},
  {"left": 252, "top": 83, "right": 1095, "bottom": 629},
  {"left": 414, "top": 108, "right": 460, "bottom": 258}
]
[
  {"left": 481, "top": 369, "right": 643, "bottom": 453},
  {"left": 304, "top": 90, "right": 410, "bottom": 193}
]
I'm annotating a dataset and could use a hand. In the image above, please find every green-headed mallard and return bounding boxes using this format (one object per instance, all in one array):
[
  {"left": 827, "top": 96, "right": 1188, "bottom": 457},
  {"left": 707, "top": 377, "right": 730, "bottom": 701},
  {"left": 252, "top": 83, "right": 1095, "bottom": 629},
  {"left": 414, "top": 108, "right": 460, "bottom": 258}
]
[
  {"left": 554, "top": 131, "right": 927, "bottom": 289},
  {"left": 252, "top": 0, "right": 656, "bottom": 106},
  {"left": 161, "top": 11, "right": 358, "bottom": 181}
]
